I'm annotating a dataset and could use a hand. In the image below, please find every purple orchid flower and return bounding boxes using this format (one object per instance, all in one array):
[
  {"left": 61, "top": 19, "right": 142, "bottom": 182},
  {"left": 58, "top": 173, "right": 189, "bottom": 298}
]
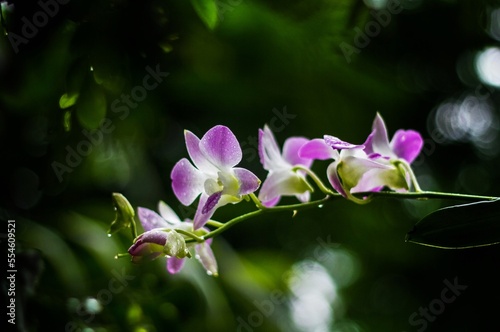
[
  {"left": 128, "top": 201, "right": 218, "bottom": 275},
  {"left": 299, "top": 113, "right": 423, "bottom": 202},
  {"left": 171, "top": 125, "right": 261, "bottom": 229},
  {"left": 258, "top": 125, "right": 313, "bottom": 207}
]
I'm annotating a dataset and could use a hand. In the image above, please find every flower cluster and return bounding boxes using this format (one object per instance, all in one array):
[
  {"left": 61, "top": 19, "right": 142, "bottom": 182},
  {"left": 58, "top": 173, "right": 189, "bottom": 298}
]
[
  {"left": 126, "top": 114, "right": 423, "bottom": 275},
  {"left": 300, "top": 113, "right": 423, "bottom": 203}
]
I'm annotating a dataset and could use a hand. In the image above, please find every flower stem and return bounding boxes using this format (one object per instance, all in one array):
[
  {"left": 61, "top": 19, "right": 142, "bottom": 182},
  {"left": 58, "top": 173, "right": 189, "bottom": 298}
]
[
  {"left": 114, "top": 253, "right": 129, "bottom": 259},
  {"left": 198, "top": 195, "right": 333, "bottom": 242},
  {"left": 206, "top": 220, "right": 224, "bottom": 228},
  {"left": 292, "top": 165, "right": 337, "bottom": 196},
  {"left": 354, "top": 190, "right": 498, "bottom": 202},
  {"left": 174, "top": 229, "right": 206, "bottom": 242},
  {"left": 184, "top": 190, "right": 497, "bottom": 243},
  {"left": 248, "top": 193, "right": 267, "bottom": 209},
  {"left": 130, "top": 219, "right": 138, "bottom": 239},
  {"left": 205, "top": 190, "right": 497, "bottom": 240},
  {"left": 155, "top": 228, "right": 206, "bottom": 243},
  {"left": 396, "top": 160, "right": 422, "bottom": 192}
]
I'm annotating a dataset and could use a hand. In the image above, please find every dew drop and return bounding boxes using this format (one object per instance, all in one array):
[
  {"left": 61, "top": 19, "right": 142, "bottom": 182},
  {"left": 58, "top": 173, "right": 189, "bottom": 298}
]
[
  {"left": 206, "top": 270, "right": 213, "bottom": 276},
  {"left": 107, "top": 234, "right": 112, "bottom": 237},
  {"left": 114, "top": 255, "right": 118, "bottom": 260},
  {"left": 318, "top": 204, "right": 324, "bottom": 208}
]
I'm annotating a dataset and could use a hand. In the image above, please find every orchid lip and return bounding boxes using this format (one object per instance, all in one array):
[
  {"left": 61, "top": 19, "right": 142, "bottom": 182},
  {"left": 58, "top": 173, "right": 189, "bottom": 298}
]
[{"left": 203, "top": 191, "right": 222, "bottom": 214}]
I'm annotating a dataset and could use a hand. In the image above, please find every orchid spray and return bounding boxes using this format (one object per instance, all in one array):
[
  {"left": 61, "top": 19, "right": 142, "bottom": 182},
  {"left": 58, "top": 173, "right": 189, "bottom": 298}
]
[{"left": 110, "top": 114, "right": 500, "bottom": 275}]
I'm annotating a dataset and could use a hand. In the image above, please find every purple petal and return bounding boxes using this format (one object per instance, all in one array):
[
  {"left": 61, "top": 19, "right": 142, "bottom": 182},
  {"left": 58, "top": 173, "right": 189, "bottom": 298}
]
[
  {"left": 167, "top": 257, "right": 186, "bottom": 274},
  {"left": 195, "top": 242, "right": 218, "bottom": 276},
  {"left": 283, "top": 137, "right": 312, "bottom": 168},
  {"left": 234, "top": 167, "right": 261, "bottom": 195},
  {"left": 262, "top": 196, "right": 280, "bottom": 207},
  {"left": 367, "top": 113, "right": 392, "bottom": 156},
  {"left": 185, "top": 130, "right": 218, "bottom": 173},
  {"left": 259, "top": 126, "right": 285, "bottom": 170},
  {"left": 200, "top": 125, "right": 242, "bottom": 169},
  {"left": 138, "top": 207, "right": 169, "bottom": 231},
  {"left": 193, "top": 194, "right": 215, "bottom": 230},
  {"left": 324, "top": 135, "right": 363, "bottom": 150},
  {"left": 390, "top": 130, "right": 423, "bottom": 163},
  {"left": 362, "top": 130, "right": 375, "bottom": 155},
  {"left": 203, "top": 191, "right": 222, "bottom": 214},
  {"left": 157, "top": 201, "right": 181, "bottom": 225},
  {"left": 171, "top": 158, "right": 205, "bottom": 206},
  {"left": 128, "top": 230, "right": 167, "bottom": 257},
  {"left": 326, "top": 162, "right": 347, "bottom": 197},
  {"left": 136, "top": 230, "right": 168, "bottom": 245},
  {"left": 298, "top": 138, "right": 337, "bottom": 160}
]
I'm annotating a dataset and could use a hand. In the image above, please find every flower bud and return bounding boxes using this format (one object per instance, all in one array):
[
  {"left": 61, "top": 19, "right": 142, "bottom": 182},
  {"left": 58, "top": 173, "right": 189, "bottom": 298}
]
[
  {"left": 164, "top": 230, "right": 191, "bottom": 258},
  {"left": 128, "top": 230, "right": 191, "bottom": 263},
  {"left": 128, "top": 230, "right": 167, "bottom": 263}
]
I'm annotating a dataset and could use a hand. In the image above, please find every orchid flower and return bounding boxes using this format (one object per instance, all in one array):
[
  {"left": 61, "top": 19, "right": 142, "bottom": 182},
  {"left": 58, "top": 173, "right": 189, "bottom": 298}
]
[
  {"left": 258, "top": 125, "right": 313, "bottom": 206},
  {"left": 171, "top": 125, "right": 261, "bottom": 229},
  {"left": 128, "top": 201, "right": 218, "bottom": 275},
  {"left": 299, "top": 113, "right": 423, "bottom": 203},
  {"left": 325, "top": 136, "right": 410, "bottom": 201}
]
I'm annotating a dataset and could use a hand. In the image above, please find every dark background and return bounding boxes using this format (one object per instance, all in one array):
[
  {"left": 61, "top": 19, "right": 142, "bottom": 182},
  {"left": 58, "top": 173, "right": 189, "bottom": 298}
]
[{"left": 1, "top": 0, "right": 500, "bottom": 331}]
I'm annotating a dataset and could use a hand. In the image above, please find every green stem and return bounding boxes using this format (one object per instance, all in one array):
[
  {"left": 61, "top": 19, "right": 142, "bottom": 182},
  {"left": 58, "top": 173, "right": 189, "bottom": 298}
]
[
  {"left": 130, "top": 219, "right": 138, "bottom": 239},
  {"left": 248, "top": 193, "right": 267, "bottom": 210},
  {"left": 354, "top": 190, "right": 498, "bottom": 202},
  {"left": 155, "top": 227, "right": 206, "bottom": 243},
  {"left": 194, "top": 190, "right": 497, "bottom": 242},
  {"left": 396, "top": 160, "right": 422, "bottom": 192},
  {"left": 114, "top": 253, "right": 129, "bottom": 259},
  {"left": 174, "top": 229, "right": 205, "bottom": 242},
  {"left": 177, "top": 184, "right": 499, "bottom": 244},
  {"left": 206, "top": 220, "right": 224, "bottom": 228},
  {"left": 194, "top": 196, "right": 333, "bottom": 242},
  {"left": 293, "top": 165, "right": 337, "bottom": 196}
]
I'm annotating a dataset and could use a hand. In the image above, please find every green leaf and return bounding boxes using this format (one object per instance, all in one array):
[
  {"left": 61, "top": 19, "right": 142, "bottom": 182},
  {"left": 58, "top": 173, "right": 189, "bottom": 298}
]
[
  {"left": 59, "top": 92, "right": 79, "bottom": 109},
  {"left": 108, "top": 193, "right": 137, "bottom": 237},
  {"left": 406, "top": 199, "right": 500, "bottom": 249},
  {"left": 191, "top": 0, "right": 218, "bottom": 30}
]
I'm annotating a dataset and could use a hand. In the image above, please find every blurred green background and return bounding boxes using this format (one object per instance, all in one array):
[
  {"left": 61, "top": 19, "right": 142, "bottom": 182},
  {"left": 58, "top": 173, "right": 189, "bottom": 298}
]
[{"left": 1, "top": 0, "right": 500, "bottom": 331}]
